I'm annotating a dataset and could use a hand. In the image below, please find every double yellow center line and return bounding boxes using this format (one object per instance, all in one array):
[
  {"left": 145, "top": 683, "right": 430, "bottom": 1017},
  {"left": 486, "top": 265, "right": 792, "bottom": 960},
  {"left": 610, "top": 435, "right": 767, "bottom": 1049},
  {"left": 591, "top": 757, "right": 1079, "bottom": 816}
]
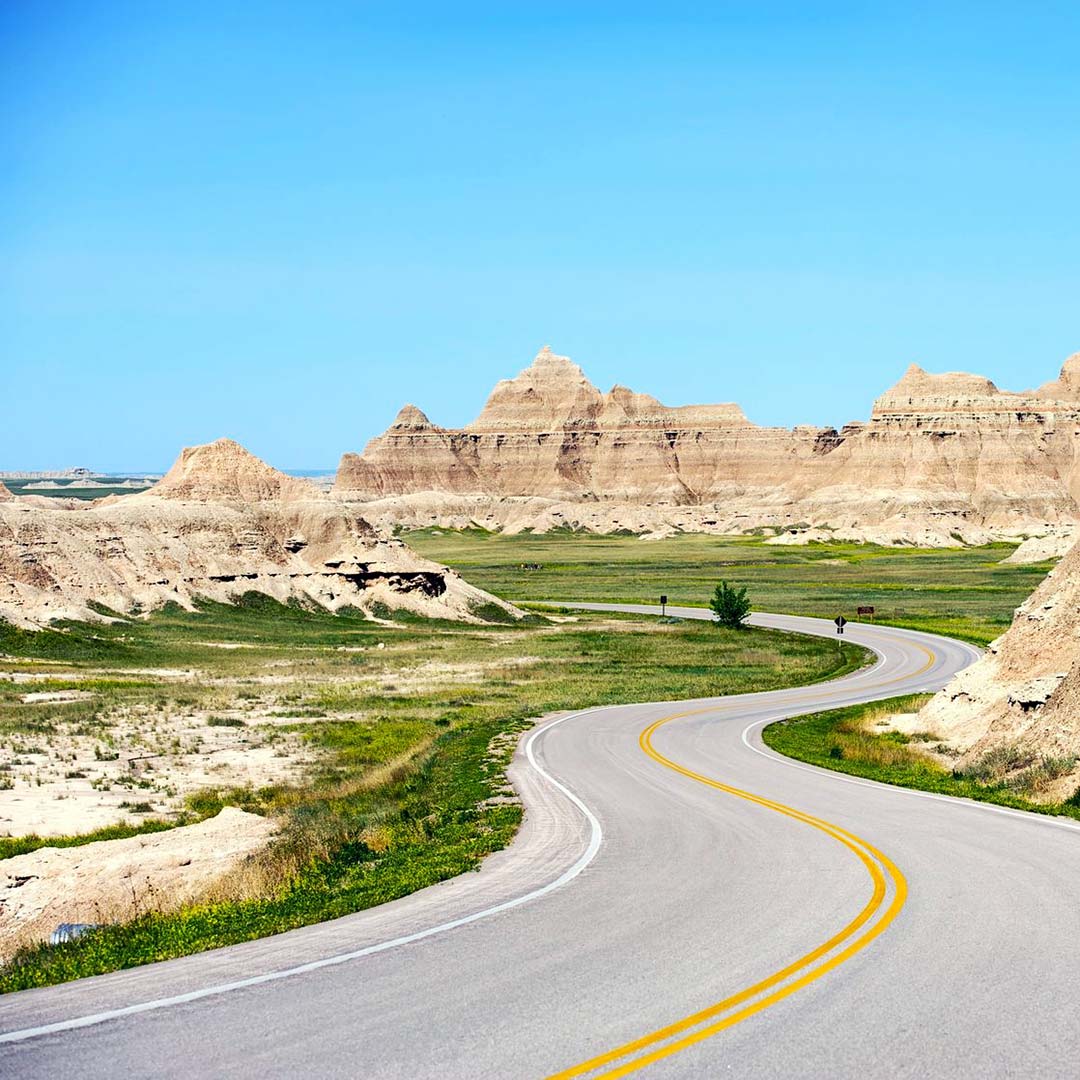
[{"left": 548, "top": 637, "right": 935, "bottom": 1078}]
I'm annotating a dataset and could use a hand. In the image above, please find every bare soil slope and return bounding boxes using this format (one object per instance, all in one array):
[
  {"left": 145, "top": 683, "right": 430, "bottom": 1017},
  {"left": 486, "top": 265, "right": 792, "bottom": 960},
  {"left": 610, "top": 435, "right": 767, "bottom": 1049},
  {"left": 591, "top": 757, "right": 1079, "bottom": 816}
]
[
  {"left": 922, "top": 534, "right": 1080, "bottom": 765},
  {"left": 0, "top": 807, "right": 274, "bottom": 960}
]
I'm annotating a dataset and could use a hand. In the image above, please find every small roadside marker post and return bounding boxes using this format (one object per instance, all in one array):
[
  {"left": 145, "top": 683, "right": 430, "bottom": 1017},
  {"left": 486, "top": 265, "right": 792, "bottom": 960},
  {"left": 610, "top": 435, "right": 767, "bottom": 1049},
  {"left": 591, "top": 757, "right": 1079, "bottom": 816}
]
[
  {"left": 660, "top": 594, "right": 668, "bottom": 617},
  {"left": 834, "top": 614, "right": 847, "bottom": 649}
]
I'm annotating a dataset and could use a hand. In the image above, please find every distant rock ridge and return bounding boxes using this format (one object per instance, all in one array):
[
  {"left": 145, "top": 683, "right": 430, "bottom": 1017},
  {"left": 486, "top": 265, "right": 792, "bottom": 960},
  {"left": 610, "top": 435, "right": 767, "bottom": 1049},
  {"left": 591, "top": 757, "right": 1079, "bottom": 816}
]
[
  {"left": 335, "top": 346, "right": 1080, "bottom": 545},
  {"left": 0, "top": 440, "right": 521, "bottom": 629},
  {"left": 468, "top": 346, "right": 751, "bottom": 433}
]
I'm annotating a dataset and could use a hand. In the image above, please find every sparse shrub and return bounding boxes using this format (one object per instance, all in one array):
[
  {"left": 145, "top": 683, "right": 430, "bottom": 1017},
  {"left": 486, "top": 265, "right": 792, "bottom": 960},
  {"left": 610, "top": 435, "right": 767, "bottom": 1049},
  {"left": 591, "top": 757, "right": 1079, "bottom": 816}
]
[
  {"left": 206, "top": 716, "right": 245, "bottom": 728},
  {"left": 1005, "top": 754, "right": 1078, "bottom": 797},
  {"left": 1042, "top": 755, "right": 1077, "bottom": 779},
  {"left": 953, "top": 744, "right": 1037, "bottom": 784},
  {"left": 469, "top": 601, "right": 519, "bottom": 625},
  {"left": 709, "top": 581, "right": 751, "bottom": 629}
]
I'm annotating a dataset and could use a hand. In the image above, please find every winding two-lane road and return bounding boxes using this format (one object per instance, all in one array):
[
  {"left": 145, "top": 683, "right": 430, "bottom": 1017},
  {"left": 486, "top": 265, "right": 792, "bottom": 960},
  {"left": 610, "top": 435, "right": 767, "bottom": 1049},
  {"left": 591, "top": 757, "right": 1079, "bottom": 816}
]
[{"left": 3, "top": 607, "right": 1079, "bottom": 1078}]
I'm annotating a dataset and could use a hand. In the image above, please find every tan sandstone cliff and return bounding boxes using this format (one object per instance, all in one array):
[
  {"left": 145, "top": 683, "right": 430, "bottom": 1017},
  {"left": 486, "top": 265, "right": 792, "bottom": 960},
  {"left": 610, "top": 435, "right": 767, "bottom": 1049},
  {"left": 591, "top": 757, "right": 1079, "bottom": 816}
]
[
  {"left": 0, "top": 439, "right": 519, "bottom": 628},
  {"left": 336, "top": 347, "right": 1080, "bottom": 546},
  {"left": 920, "top": 532, "right": 1080, "bottom": 772}
]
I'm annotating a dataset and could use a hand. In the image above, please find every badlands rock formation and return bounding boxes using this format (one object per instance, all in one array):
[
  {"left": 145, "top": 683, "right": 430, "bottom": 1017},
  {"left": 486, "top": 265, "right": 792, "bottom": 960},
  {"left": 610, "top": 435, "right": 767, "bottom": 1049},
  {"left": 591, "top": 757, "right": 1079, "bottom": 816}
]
[
  {"left": 0, "top": 439, "right": 519, "bottom": 629},
  {"left": 0, "top": 807, "right": 273, "bottom": 959},
  {"left": 0, "top": 481, "right": 12, "bottom": 502},
  {"left": 337, "top": 346, "right": 1080, "bottom": 545},
  {"left": 921, "top": 533, "right": 1080, "bottom": 769}
]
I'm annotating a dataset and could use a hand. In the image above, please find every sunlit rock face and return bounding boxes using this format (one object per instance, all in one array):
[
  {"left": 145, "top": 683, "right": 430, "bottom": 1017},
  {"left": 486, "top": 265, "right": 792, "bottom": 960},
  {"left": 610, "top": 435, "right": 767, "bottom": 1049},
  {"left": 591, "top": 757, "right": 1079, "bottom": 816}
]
[
  {"left": 921, "top": 530, "right": 1080, "bottom": 768},
  {"left": 336, "top": 346, "right": 811, "bottom": 503},
  {"left": 335, "top": 347, "right": 1080, "bottom": 546}
]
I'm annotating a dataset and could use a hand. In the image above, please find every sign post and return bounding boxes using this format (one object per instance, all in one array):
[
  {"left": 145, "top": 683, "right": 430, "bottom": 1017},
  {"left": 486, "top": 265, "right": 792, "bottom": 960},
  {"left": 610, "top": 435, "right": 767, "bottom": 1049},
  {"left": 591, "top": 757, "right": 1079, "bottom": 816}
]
[
  {"left": 660, "top": 594, "right": 668, "bottom": 617},
  {"left": 834, "top": 615, "right": 847, "bottom": 648},
  {"left": 856, "top": 605, "right": 875, "bottom": 621}
]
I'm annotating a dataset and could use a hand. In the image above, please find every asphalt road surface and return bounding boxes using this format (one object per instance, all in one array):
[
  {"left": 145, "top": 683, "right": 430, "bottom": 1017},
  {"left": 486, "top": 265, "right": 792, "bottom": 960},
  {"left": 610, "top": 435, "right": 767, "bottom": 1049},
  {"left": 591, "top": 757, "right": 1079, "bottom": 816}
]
[{"left": 3, "top": 606, "right": 1079, "bottom": 1078}]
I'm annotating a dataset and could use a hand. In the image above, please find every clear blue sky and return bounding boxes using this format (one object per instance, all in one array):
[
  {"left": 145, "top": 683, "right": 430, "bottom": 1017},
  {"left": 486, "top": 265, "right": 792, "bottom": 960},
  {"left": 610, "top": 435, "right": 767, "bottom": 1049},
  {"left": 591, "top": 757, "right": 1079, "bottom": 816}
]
[{"left": 3, "top": 3, "right": 1078, "bottom": 471}]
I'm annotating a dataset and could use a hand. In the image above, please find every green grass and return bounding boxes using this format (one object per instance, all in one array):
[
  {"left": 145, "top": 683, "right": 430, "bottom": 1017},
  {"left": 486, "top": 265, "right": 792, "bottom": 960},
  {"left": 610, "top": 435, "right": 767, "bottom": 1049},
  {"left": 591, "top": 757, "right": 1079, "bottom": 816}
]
[
  {"left": 0, "top": 819, "right": 183, "bottom": 861},
  {"left": 404, "top": 529, "right": 1053, "bottom": 645},
  {"left": 0, "top": 595, "right": 869, "bottom": 992},
  {"left": 762, "top": 695, "right": 1080, "bottom": 819}
]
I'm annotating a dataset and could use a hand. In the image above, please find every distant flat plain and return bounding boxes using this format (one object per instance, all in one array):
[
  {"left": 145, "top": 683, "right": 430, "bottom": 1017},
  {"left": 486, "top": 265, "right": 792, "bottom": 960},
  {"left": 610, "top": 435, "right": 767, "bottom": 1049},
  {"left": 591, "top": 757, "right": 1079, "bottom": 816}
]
[{"left": 405, "top": 530, "right": 1053, "bottom": 645}]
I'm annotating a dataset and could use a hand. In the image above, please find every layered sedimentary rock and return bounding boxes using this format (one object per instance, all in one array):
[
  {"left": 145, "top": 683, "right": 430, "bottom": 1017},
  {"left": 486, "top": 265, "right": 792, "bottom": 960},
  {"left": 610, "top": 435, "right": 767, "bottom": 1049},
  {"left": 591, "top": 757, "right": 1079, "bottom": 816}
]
[
  {"left": 920, "top": 533, "right": 1080, "bottom": 770},
  {"left": 0, "top": 439, "right": 519, "bottom": 628},
  {"left": 336, "top": 346, "right": 1080, "bottom": 545},
  {"left": 338, "top": 347, "right": 805, "bottom": 503}
]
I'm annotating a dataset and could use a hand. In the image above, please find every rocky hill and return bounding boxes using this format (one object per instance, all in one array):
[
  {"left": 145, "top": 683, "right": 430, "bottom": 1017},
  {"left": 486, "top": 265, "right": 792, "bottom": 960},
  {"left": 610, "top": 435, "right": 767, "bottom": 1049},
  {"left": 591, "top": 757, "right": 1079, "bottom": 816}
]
[
  {"left": 920, "top": 532, "right": 1080, "bottom": 780},
  {"left": 147, "top": 438, "right": 315, "bottom": 502},
  {"left": 336, "top": 346, "right": 1080, "bottom": 546},
  {"left": 0, "top": 481, "right": 12, "bottom": 502},
  {"left": 0, "top": 440, "right": 520, "bottom": 629}
]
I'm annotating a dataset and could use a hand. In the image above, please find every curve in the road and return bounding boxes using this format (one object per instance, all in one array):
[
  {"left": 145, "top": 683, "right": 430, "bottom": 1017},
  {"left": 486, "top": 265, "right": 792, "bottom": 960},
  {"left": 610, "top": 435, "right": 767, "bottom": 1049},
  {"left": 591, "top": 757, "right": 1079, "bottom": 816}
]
[
  {"left": 552, "top": 695, "right": 910, "bottom": 1079},
  {"left": 0, "top": 606, "right": 988, "bottom": 1078},
  {"left": 0, "top": 706, "right": 607, "bottom": 1047}
]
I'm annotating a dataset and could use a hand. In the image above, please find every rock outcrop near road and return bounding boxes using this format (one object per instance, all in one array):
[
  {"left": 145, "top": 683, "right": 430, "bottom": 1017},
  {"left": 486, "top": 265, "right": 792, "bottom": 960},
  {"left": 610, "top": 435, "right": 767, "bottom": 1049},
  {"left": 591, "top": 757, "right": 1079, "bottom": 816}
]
[
  {"left": 337, "top": 346, "right": 1080, "bottom": 545},
  {"left": 0, "top": 439, "right": 519, "bottom": 629},
  {"left": 921, "top": 533, "right": 1080, "bottom": 766}
]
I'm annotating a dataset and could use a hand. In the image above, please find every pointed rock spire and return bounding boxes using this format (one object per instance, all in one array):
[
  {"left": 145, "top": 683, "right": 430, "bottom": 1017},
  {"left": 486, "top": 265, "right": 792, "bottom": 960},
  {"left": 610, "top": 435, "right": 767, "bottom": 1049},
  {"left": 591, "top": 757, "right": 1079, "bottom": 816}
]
[
  {"left": 391, "top": 404, "right": 434, "bottom": 430},
  {"left": 470, "top": 346, "right": 601, "bottom": 431}
]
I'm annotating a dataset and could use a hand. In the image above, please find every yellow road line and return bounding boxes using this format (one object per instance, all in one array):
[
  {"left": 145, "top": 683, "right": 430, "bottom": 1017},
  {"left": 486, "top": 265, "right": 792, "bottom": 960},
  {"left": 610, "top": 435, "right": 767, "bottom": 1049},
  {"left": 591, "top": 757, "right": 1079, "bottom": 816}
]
[{"left": 548, "top": 635, "right": 933, "bottom": 1078}]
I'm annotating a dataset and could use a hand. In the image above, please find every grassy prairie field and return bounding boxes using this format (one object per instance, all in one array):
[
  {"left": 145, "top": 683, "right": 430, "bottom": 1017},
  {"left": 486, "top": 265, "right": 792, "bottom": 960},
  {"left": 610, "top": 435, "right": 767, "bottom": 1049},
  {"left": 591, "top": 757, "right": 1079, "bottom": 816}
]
[
  {"left": 763, "top": 695, "right": 1080, "bottom": 819},
  {"left": 0, "top": 595, "right": 868, "bottom": 990},
  {"left": 405, "top": 529, "right": 1054, "bottom": 645}
]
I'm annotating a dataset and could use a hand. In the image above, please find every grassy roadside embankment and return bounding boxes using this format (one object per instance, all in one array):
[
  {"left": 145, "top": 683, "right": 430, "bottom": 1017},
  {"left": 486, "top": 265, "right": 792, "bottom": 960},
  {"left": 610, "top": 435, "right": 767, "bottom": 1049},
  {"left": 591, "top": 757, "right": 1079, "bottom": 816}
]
[
  {"left": 763, "top": 694, "right": 1080, "bottom": 820},
  {"left": 0, "top": 595, "right": 869, "bottom": 992},
  {"left": 405, "top": 529, "right": 1053, "bottom": 645}
]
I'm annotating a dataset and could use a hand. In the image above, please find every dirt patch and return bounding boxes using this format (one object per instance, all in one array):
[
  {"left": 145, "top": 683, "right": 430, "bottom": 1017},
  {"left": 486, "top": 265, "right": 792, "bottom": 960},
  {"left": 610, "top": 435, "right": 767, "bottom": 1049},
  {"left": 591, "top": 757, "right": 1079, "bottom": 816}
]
[
  {"left": 18, "top": 690, "right": 95, "bottom": 705},
  {"left": 0, "top": 686, "right": 316, "bottom": 837}
]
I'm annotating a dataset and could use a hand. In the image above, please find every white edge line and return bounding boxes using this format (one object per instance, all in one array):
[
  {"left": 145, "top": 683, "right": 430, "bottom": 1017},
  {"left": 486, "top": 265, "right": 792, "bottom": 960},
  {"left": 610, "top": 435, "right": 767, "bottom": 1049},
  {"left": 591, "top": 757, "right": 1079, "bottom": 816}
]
[
  {"left": 741, "top": 702, "right": 1080, "bottom": 836},
  {"left": 0, "top": 709, "right": 605, "bottom": 1046}
]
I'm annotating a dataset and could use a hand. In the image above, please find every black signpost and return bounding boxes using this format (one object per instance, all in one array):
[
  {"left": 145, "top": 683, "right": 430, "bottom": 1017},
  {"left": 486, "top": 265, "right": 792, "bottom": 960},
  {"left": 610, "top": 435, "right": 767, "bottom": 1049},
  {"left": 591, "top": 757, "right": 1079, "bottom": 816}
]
[
  {"left": 660, "top": 594, "right": 668, "bottom": 617},
  {"left": 834, "top": 615, "right": 847, "bottom": 647}
]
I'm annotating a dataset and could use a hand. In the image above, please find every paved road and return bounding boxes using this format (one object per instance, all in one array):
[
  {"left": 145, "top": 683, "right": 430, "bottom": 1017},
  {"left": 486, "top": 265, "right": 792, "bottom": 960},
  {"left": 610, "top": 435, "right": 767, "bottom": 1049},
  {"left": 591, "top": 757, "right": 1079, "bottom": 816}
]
[{"left": 3, "top": 607, "right": 1079, "bottom": 1078}]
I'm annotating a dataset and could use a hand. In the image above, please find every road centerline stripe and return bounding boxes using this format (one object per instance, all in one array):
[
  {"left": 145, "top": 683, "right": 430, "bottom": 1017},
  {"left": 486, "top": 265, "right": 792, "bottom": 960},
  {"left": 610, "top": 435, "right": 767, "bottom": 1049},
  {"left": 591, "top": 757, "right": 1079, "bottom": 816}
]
[{"left": 548, "top": 638, "right": 926, "bottom": 1079}]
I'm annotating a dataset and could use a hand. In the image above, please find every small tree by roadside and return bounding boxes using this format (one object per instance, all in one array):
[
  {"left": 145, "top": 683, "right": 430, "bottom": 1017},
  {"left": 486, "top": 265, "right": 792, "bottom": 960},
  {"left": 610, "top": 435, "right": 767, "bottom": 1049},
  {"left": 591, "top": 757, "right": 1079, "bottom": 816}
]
[{"left": 709, "top": 581, "right": 751, "bottom": 629}]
